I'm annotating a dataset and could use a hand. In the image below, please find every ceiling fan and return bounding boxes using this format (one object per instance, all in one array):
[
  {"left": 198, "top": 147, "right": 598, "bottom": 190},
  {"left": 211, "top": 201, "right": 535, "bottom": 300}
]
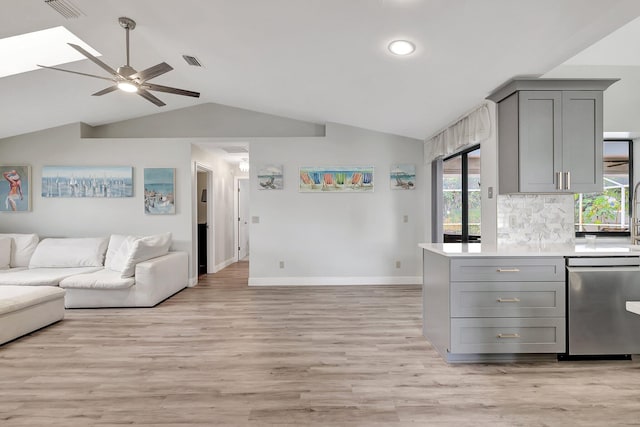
[{"left": 37, "top": 17, "right": 200, "bottom": 107}]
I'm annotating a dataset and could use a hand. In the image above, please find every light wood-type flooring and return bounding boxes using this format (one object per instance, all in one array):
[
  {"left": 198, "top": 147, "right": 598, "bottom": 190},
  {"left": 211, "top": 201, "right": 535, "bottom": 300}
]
[{"left": 2, "top": 260, "right": 640, "bottom": 426}]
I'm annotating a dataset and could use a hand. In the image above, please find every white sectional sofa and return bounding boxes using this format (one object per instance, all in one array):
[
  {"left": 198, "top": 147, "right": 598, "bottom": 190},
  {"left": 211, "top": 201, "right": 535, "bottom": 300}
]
[{"left": 0, "top": 233, "right": 188, "bottom": 308}]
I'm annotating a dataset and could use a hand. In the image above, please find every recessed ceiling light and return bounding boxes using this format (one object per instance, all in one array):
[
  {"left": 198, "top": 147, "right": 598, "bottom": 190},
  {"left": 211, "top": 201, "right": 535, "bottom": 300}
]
[
  {"left": 388, "top": 40, "right": 415, "bottom": 56},
  {"left": 0, "top": 26, "right": 100, "bottom": 79}
]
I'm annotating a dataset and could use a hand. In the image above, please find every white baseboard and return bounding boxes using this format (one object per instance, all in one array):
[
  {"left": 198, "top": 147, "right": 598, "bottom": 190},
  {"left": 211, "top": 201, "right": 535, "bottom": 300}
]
[
  {"left": 213, "top": 257, "right": 236, "bottom": 273},
  {"left": 188, "top": 277, "right": 198, "bottom": 287},
  {"left": 248, "top": 276, "right": 421, "bottom": 286}
]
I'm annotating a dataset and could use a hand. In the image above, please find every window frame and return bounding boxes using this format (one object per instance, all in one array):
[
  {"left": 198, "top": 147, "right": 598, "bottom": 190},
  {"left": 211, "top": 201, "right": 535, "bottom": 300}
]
[
  {"left": 442, "top": 144, "right": 481, "bottom": 243},
  {"left": 575, "top": 139, "right": 633, "bottom": 238}
]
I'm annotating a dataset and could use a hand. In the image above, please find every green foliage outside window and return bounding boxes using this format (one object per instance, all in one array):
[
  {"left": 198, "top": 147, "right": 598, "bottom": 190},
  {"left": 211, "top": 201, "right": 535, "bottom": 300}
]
[{"left": 574, "top": 188, "right": 625, "bottom": 230}]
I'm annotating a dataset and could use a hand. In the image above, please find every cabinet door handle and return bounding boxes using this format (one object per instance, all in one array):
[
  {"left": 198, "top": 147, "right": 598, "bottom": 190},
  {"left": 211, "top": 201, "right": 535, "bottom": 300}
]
[
  {"left": 564, "top": 171, "right": 570, "bottom": 190},
  {"left": 555, "top": 171, "right": 563, "bottom": 190},
  {"left": 497, "top": 297, "right": 520, "bottom": 303},
  {"left": 496, "top": 268, "right": 520, "bottom": 273},
  {"left": 497, "top": 333, "right": 520, "bottom": 339}
]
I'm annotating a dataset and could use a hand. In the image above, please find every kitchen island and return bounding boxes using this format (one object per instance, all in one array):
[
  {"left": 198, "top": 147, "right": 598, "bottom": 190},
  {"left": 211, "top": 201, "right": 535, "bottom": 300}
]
[{"left": 420, "top": 242, "right": 640, "bottom": 363}]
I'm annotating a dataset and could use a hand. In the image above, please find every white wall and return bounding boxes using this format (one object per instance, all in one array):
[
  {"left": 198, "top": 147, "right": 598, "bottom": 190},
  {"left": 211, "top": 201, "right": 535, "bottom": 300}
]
[
  {"left": 248, "top": 123, "right": 425, "bottom": 285},
  {"left": 481, "top": 102, "right": 498, "bottom": 246},
  {"left": 0, "top": 122, "right": 194, "bottom": 267},
  {"left": 1, "top": 104, "right": 429, "bottom": 287}
]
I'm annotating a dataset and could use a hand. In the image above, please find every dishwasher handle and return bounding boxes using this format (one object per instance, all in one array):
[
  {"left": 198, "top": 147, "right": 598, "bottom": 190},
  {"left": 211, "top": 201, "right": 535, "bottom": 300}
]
[{"left": 566, "top": 257, "right": 640, "bottom": 267}]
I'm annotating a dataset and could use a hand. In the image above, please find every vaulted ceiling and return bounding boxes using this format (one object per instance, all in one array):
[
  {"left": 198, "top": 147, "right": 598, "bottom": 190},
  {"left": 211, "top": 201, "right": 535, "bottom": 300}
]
[{"left": 2, "top": 0, "right": 640, "bottom": 141}]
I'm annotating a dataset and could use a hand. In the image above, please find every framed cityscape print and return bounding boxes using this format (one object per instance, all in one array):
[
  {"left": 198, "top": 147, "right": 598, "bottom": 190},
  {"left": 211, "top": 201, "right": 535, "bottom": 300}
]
[
  {"left": 1, "top": 165, "right": 31, "bottom": 212},
  {"left": 42, "top": 166, "right": 133, "bottom": 198}
]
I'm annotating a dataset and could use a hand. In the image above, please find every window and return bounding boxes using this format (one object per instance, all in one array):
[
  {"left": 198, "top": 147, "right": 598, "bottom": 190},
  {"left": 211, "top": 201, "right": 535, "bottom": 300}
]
[
  {"left": 442, "top": 146, "right": 481, "bottom": 242},
  {"left": 575, "top": 140, "right": 632, "bottom": 235}
]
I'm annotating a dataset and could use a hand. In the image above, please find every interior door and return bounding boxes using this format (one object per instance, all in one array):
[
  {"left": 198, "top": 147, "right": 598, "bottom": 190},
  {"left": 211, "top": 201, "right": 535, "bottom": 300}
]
[{"left": 238, "top": 179, "right": 250, "bottom": 260}]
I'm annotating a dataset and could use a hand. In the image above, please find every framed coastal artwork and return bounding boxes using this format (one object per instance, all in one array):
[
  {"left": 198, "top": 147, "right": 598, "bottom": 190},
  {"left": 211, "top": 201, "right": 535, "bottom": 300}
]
[
  {"left": 1, "top": 165, "right": 31, "bottom": 212},
  {"left": 299, "top": 166, "right": 374, "bottom": 192},
  {"left": 144, "top": 168, "right": 175, "bottom": 215},
  {"left": 42, "top": 166, "right": 133, "bottom": 198},
  {"left": 390, "top": 164, "right": 416, "bottom": 190},
  {"left": 258, "top": 164, "right": 283, "bottom": 190}
]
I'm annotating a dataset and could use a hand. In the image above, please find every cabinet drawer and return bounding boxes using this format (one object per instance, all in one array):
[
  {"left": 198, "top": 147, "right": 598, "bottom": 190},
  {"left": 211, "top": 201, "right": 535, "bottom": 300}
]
[
  {"left": 451, "top": 281, "right": 565, "bottom": 318},
  {"left": 450, "top": 318, "right": 565, "bottom": 354},
  {"left": 450, "top": 257, "right": 564, "bottom": 282}
]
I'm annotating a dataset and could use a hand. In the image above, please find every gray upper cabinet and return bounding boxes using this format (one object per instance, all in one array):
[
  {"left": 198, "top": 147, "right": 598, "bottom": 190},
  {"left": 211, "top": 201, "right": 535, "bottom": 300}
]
[{"left": 487, "top": 79, "right": 618, "bottom": 194}]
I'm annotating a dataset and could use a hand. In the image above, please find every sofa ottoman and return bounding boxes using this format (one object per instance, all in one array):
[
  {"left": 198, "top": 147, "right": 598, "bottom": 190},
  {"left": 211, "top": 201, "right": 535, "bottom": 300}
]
[{"left": 0, "top": 286, "right": 66, "bottom": 346}]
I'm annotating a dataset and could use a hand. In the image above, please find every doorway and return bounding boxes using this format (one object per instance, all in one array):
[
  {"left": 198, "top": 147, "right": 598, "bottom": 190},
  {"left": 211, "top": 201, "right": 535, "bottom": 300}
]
[
  {"left": 235, "top": 177, "right": 250, "bottom": 261},
  {"left": 195, "top": 164, "right": 213, "bottom": 276}
]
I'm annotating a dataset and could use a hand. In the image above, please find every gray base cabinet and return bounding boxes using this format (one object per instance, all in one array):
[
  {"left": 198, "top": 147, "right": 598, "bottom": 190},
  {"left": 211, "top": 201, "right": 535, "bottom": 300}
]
[{"left": 423, "top": 251, "right": 566, "bottom": 362}]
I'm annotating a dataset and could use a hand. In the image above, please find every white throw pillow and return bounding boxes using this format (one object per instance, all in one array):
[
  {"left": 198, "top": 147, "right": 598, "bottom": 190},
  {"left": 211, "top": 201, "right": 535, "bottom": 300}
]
[
  {"left": 29, "top": 237, "right": 109, "bottom": 268},
  {"left": 106, "top": 235, "right": 139, "bottom": 272},
  {"left": 0, "top": 233, "right": 39, "bottom": 267},
  {"left": 105, "top": 234, "right": 137, "bottom": 270},
  {"left": 0, "top": 237, "right": 10, "bottom": 269},
  {"left": 107, "top": 232, "right": 172, "bottom": 278}
]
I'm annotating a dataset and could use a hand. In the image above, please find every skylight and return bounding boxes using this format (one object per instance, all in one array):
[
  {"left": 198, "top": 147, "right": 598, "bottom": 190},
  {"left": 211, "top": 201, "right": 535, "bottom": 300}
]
[{"left": 0, "top": 26, "right": 100, "bottom": 78}]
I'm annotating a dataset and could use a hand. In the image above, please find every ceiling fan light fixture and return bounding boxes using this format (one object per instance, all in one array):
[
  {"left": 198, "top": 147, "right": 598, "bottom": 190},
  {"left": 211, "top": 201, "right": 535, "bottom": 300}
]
[
  {"left": 117, "top": 81, "right": 138, "bottom": 93},
  {"left": 388, "top": 39, "right": 415, "bottom": 56}
]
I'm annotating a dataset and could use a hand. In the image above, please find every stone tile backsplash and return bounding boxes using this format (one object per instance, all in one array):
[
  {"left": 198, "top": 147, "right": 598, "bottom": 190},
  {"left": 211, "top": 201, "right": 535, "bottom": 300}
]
[{"left": 497, "top": 194, "right": 575, "bottom": 247}]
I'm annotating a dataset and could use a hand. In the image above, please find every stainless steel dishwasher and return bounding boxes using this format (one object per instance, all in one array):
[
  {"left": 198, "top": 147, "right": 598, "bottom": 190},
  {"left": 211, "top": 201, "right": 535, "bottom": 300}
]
[{"left": 564, "top": 256, "right": 640, "bottom": 358}]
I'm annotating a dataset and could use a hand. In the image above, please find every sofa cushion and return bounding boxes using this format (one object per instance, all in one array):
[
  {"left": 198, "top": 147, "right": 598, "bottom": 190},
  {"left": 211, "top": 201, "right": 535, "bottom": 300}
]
[
  {"left": 59, "top": 269, "right": 135, "bottom": 290},
  {"left": 0, "top": 285, "right": 66, "bottom": 316},
  {"left": 107, "top": 232, "right": 172, "bottom": 278},
  {"left": 29, "top": 237, "right": 108, "bottom": 268},
  {"left": 0, "top": 233, "right": 39, "bottom": 268},
  {"left": 0, "top": 237, "right": 10, "bottom": 270},
  {"left": 0, "top": 267, "right": 102, "bottom": 286}
]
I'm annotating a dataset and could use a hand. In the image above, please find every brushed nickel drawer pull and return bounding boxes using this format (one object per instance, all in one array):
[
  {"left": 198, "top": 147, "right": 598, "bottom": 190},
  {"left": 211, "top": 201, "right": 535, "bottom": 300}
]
[
  {"left": 497, "top": 297, "right": 520, "bottom": 303},
  {"left": 497, "top": 333, "right": 520, "bottom": 339},
  {"left": 496, "top": 268, "right": 520, "bottom": 273}
]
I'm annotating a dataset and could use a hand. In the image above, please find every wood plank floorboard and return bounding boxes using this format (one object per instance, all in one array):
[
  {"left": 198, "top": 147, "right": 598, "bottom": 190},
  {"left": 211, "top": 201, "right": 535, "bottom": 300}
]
[{"left": 2, "top": 260, "right": 640, "bottom": 426}]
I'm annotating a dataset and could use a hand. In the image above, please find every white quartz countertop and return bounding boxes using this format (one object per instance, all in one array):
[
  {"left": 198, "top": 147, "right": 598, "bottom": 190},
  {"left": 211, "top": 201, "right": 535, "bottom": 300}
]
[
  {"left": 419, "top": 241, "right": 640, "bottom": 258},
  {"left": 626, "top": 301, "right": 640, "bottom": 315}
]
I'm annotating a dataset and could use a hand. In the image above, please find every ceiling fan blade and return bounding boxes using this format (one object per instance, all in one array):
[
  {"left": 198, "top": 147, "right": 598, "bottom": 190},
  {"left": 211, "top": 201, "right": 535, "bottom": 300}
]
[
  {"left": 138, "top": 89, "right": 166, "bottom": 107},
  {"left": 92, "top": 86, "right": 119, "bottom": 96},
  {"left": 37, "top": 64, "right": 116, "bottom": 82},
  {"left": 129, "top": 62, "right": 173, "bottom": 82},
  {"left": 144, "top": 83, "right": 200, "bottom": 98},
  {"left": 67, "top": 43, "right": 118, "bottom": 76}
]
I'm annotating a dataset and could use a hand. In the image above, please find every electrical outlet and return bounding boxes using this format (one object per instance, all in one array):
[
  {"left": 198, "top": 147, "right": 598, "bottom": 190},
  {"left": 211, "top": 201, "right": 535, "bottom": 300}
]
[
  {"left": 403, "top": 215, "right": 408, "bottom": 223},
  {"left": 395, "top": 260, "right": 401, "bottom": 269},
  {"left": 279, "top": 261, "right": 285, "bottom": 269},
  {"left": 252, "top": 216, "right": 260, "bottom": 224}
]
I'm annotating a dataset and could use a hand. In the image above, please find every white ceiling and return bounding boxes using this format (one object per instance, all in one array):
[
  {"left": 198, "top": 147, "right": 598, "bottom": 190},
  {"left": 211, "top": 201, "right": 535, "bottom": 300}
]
[{"left": 3, "top": 0, "right": 640, "bottom": 141}]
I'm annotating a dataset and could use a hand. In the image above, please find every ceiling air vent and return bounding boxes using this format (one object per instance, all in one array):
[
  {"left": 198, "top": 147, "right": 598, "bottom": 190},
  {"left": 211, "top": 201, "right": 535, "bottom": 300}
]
[
  {"left": 182, "top": 55, "right": 203, "bottom": 67},
  {"left": 44, "top": 0, "right": 84, "bottom": 19}
]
